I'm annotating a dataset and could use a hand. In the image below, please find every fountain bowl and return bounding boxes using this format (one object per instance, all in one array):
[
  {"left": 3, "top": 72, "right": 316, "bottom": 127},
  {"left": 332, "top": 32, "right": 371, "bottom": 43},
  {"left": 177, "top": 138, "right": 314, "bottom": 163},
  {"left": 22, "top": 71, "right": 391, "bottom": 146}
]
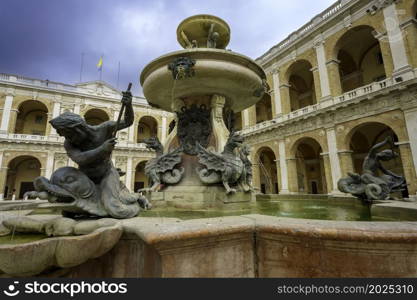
[
  {"left": 0, "top": 222, "right": 122, "bottom": 277},
  {"left": 140, "top": 48, "right": 267, "bottom": 112}
]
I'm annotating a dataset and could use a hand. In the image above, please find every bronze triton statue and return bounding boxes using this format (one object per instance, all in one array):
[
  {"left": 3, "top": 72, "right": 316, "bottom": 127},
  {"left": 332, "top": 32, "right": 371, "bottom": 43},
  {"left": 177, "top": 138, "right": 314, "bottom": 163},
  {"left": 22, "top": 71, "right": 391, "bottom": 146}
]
[
  {"left": 338, "top": 136, "right": 406, "bottom": 203},
  {"left": 25, "top": 85, "right": 150, "bottom": 218}
]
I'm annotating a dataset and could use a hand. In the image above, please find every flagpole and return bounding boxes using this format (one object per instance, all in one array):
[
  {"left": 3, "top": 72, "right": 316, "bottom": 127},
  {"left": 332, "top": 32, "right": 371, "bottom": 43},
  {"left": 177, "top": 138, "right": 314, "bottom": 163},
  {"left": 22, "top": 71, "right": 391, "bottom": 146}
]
[
  {"left": 79, "top": 52, "right": 85, "bottom": 82},
  {"left": 117, "top": 61, "right": 121, "bottom": 89}
]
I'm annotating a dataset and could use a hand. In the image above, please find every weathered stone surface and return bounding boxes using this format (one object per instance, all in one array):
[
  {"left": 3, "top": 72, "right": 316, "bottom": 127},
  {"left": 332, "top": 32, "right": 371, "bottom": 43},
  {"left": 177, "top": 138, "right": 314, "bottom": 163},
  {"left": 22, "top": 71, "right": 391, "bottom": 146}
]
[
  {"left": 3, "top": 215, "right": 60, "bottom": 234},
  {"left": 73, "top": 218, "right": 118, "bottom": 235},
  {"left": 60, "top": 214, "right": 417, "bottom": 278},
  {"left": 0, "top": 223, "right": 122, "bottom": 277},
  {"left": 249, "top": 214, "right": 417, "bottom": 277},
  {"left": 44, "top": 218, "right": 76, "bottom": 236}
]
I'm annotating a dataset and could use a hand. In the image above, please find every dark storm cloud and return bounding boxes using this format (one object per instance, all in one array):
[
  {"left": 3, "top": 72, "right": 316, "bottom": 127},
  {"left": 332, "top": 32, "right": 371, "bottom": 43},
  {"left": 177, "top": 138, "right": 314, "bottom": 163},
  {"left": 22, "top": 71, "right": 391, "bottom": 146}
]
[{"left": 0, "top": 0, "right": 334, "bottom": 95}]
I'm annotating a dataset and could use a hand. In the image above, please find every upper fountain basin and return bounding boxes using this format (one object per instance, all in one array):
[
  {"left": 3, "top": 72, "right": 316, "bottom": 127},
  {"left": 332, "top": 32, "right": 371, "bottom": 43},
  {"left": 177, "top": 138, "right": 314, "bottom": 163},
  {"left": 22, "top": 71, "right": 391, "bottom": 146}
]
[{"left": 140, "top": 48, "right": 267, "bottom": 113}]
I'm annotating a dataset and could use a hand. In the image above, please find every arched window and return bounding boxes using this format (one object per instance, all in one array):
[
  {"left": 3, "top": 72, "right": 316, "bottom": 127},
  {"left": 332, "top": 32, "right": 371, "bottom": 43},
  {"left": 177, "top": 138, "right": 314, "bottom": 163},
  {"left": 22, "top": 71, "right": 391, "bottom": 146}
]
[
  {"left": 84, "top": 109, "right": 110, "bottom": 125},
  {"left": 15, "top": 100, "right": 48, "bottom": 135},
  {"left": 335, "top": 26, "right": 386, "bottom": 93},
  {"left": 286, "top": 60, "right": 316, "bottom": 112},
  {"left": 293, "top": 138, "right": 326, "bottom": 194},
  {"left": 137, "top": 116, "right": 158, "bottom": 142},
  {"left": 5, "top": 156, "right": 41, "bottom": 199}
]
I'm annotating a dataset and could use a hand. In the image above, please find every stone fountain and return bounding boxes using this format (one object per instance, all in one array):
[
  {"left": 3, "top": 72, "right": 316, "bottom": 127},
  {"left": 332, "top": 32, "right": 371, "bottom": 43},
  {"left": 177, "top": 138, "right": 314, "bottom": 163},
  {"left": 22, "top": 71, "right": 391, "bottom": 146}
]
[
  {"left": 140, "top": 14, "right": 268, "bottom": 208},
  {"left": 3, "top": 14, "right": 417, "bottom": 279}
]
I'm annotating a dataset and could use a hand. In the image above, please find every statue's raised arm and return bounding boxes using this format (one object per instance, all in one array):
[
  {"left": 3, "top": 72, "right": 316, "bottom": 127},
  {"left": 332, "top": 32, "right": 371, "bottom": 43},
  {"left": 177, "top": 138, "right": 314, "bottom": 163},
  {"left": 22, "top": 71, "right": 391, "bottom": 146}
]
[{"left": 101, "top": 88, "right": 134, "bottom": 137}]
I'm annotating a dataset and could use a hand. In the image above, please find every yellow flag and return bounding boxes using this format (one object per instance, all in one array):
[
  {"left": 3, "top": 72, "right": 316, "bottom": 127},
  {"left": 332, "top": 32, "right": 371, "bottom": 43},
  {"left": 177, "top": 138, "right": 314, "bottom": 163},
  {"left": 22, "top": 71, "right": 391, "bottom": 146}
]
[{"left": 97, "top": 56, "right": 103, "bottom": 70}]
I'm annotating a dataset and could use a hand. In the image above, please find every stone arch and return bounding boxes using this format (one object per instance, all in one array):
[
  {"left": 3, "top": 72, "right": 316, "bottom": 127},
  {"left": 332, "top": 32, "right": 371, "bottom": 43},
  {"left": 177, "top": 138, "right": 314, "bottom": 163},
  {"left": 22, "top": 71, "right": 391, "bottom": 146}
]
[
  {"left": 284, "top": 59, "right": 317, "bottom": 112},
  {"left": 346, "top": 121, "right": 408, "bottom": 197},
  {"left": 137, "top": 115, "right": 158, "bottom": 143},
  {"left": 14, "top": 100, "right": 49, "bottom": 135},
  {"left": 84, "top": 108, "right": 110, "bottom": 125},
  {"left": 334, "top": 25, "right": 387, "bottom": 93},
  {"left": 255, "top": 94, "right": 273, "bottom": 124},
  {"left": 4, "top": 155, "right": 42, "bottom": 199},
  {"left": 168, "top": 120, "right": 176, "bottom": 135},
  {"left": 134, "top": 160, "right": 148, "bottom": 191},
  {"left": 289, "top": 136, "right": 328, "bottom": 194},
  {"left": 340, "top": 113, "right": 407, "bottom": 150},
  {"left": 254, "top": 146, "right": 279, "bottom": 194}
]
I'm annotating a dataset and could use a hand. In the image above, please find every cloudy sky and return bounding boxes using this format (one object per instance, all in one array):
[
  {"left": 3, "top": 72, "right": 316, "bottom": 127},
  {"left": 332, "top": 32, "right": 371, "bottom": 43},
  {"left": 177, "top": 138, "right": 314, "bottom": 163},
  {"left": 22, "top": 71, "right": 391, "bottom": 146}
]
[{"left": 0, "top": 0, "right": 335, "bottom": 95}]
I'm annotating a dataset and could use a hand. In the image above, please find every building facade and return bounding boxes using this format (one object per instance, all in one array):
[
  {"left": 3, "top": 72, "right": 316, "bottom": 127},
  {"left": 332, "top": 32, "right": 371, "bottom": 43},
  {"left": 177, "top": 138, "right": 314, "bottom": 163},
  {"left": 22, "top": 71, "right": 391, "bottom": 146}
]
[
  {"left": 0, "top": 76, "right": 174, "bottom": 200},
  {"left": 237, "top": 0, "right": 417, "bottom": 196}
]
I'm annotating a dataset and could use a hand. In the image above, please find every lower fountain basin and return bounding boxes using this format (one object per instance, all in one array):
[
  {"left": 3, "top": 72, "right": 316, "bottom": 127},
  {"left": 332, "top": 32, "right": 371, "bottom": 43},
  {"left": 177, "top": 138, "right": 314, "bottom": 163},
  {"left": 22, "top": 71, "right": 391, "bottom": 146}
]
[
  {"left": 59, "top": 213, "right": 417, "bottom": 278},
  {"left": 2, "top": 196, "right": 417, "bottom": 277}
]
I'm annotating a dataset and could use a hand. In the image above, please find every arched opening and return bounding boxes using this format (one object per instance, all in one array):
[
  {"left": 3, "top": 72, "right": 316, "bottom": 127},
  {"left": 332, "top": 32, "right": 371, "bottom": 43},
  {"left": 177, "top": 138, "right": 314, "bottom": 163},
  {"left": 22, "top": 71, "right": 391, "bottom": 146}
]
[
  {"left": 137, "top": 116, "right": 158, "bottom": 143},
  {"left": 286, "top": 60, "right": 316, "bottom": 112},
  {"left": 349, "top": 123, "right": 406, "bottom": 197},
  {"left": 255, "top": 96, "right": 272, "bottom": 123},
  {"left": 256, "top": 147, "right": 278, "bottom": 194},
  {"left": 134, "top": 161, "right": 148, "bottom": 191},
  {"left": 168, "top": 120, "right": 175, "bottom": 134},
  {"left": 4, "top": 156, "right": 41, "bottom": 200},
  {"left": 84, "top": 109, "right": 110, "bottom": 125},
  {"left": 14, "top": 100, "right": 48, "bottom": 135},
  {"left": 234, "top": 112, "right": 243, "bottom": 131},
  {"left": 294, "top": 138, "right": 326, "bottom": 194},
  {"left": 335, "top": 26, "right": 386, "bottom": 93},
  {"left": 413, "top": 1, "right": 417, "bottom": 18}
]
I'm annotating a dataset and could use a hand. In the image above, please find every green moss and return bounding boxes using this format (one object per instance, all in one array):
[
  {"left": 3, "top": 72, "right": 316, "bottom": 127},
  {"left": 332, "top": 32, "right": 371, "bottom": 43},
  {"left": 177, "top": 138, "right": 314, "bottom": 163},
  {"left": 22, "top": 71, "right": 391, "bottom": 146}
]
[
  {"left": 0, "top": 234, "right": 48, "bottom": 245},
  {"left": 140, "top": 199, "right": 401, "bottom": 221}
]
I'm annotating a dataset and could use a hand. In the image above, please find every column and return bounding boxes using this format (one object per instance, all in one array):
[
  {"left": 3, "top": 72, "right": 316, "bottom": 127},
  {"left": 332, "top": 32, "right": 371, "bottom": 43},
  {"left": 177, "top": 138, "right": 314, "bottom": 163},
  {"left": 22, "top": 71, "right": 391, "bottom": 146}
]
[
  {"left": 49, "top": 101, "right": 61, "bottom": 135},
  {"left": 45, "top": 152, "right": 55, "bottom": 179},
  {"left": 278, "top": 140, "right": 289, "bottom": 194},
  {"left": 128, "top": 122, "right": 136, "bottom": 143},
  {"left": 279, "top": 84, "right": 291, "bottom": 114},
  {"left": 45, "top": 112, "right": 53, "bottom": 136},
  {"left": 326, "top": 60, "right": 342, "bottom": 96},
  {"left": 0, "top": 151, "right": 5, "bottom": 200},
  {"left": 311, "top": 67, "right": 322, "bottom": 101},
  {"left": 161, "top": 116, "right": 167, "bottom": 144},
  {"left": 0, "top": 91, "right": 14, "bottom": 134},
  {"left": 125, "top": 156, "right": 133, "bottom": 191},
  {"left": 73, "top": 103, "right": 81, "bottom": 115},
  {"left": 338, "top": 150, "right": 354, "bottom": 176},
  {"left": 247, "top": 105, "right": 257, "bottom": 126},
  {"left": 275, "top": 160, "right": 282, "bottom": 192},
  {"left": 252, "top": 162, "right": 261, "bottom": 191},
  {"left": 314, "top": 41, "right": 331, "bottom": 98},
  {"left": 286, "top": 157, "right": 298, "bottom": 193},
  {"left": 326, "top": 127, "right": 343, "bottom": 194},
  {"left": 271, "top": 70, "right": 282, "bottom": 116},
  {"left": 321, "top": 153, "right": 333, "bottom": 194},
  {"left": 404, "top": 108, "right": 417, "bottom": 189},
  {"left": 382, "top": 3, "right": 413, "bottom": 79},
  {"left": 397, "top": 142, "right": 417, "bottom": 195},
  {"left": 242, "top": 109, "right": 250, "bottom": 128}
]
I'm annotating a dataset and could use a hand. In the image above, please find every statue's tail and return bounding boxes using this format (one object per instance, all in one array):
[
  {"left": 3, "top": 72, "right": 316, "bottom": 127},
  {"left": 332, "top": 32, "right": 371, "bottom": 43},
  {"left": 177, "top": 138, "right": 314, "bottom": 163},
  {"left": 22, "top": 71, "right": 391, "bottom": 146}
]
[
  {"left": 162, "top": 167, "right": 184, "bottom": 184},
  {"left": 197, "top": 168, "right": 221, "bottom": 184},
  {"left": 100, "top": 168, "right": 140, "bottom": 219}
]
